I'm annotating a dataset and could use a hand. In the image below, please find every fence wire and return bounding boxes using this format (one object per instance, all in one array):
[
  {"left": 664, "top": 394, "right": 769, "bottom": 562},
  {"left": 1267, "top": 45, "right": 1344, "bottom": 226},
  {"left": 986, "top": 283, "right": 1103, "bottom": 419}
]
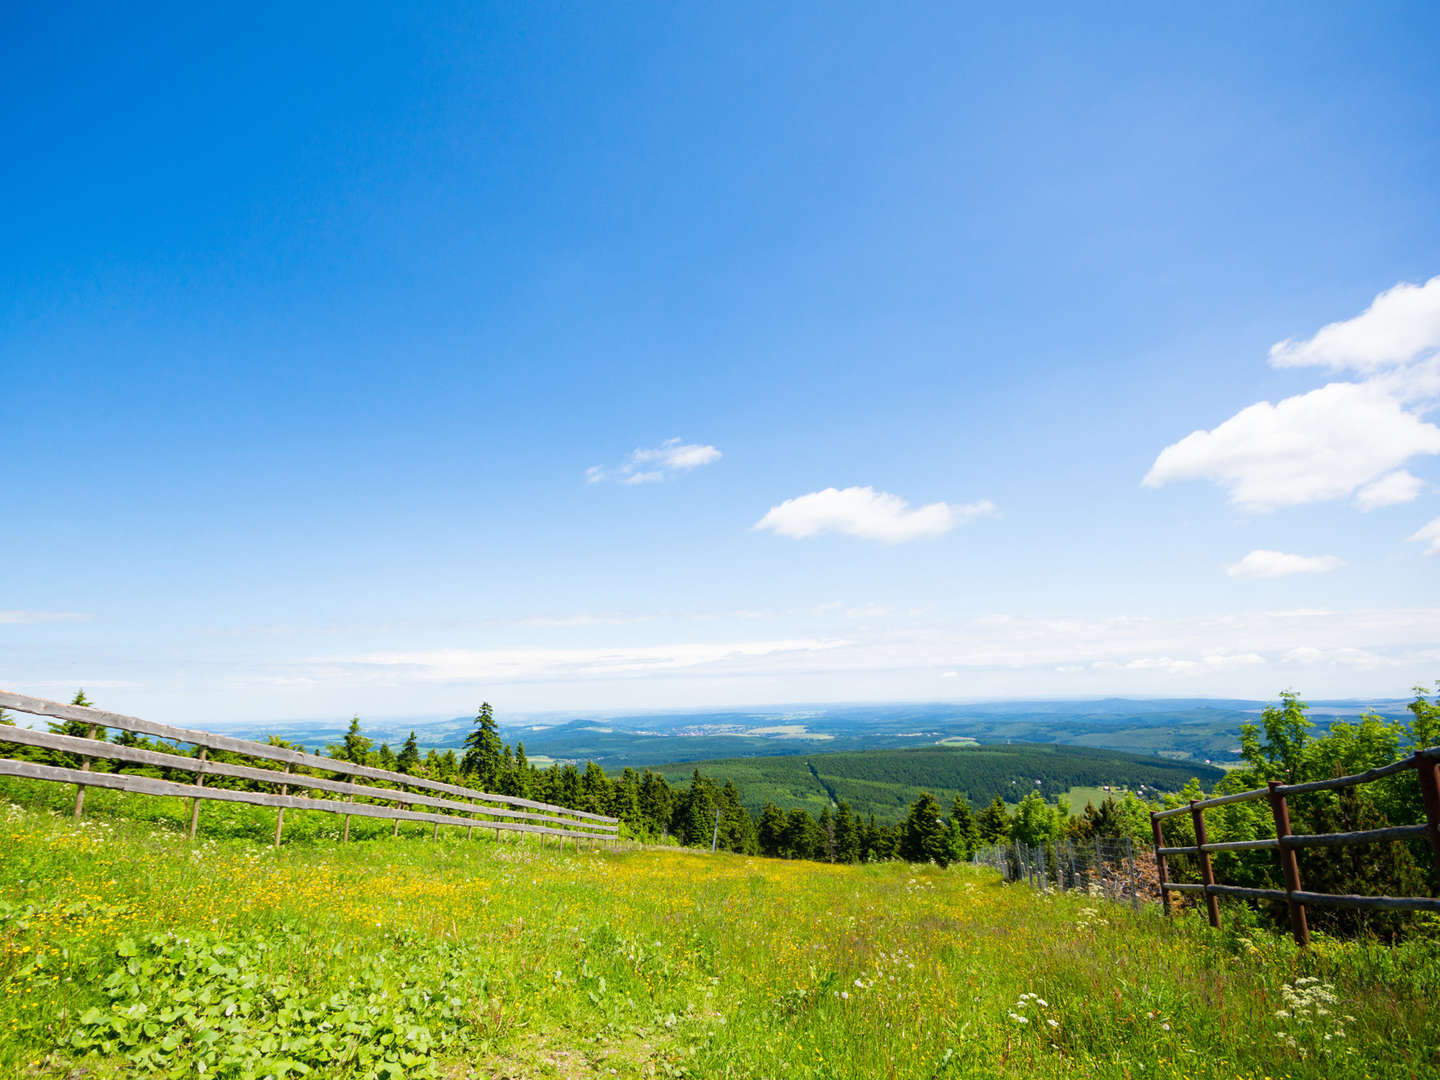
[{"left": 973, "top": 836, "right": 1145, "bottom": 910}]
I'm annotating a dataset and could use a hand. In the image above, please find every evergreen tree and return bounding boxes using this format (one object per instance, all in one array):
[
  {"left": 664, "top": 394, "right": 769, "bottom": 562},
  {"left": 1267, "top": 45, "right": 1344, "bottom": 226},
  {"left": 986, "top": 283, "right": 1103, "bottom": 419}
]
[
  {"left": 333, "top": 716, "right": 372, "bottom": 765},
  {"left": 817, "top": 805, "right": 837, "bottom": 862},
  {"left": 376, "top": 743, "right": 396, "bottom": 770},
  {"left": 396, "top": 731, "right": 421, "bottom": 774},
  {"left": 947, "top": 795, "right": 977, "bottom": 861},
  {"left": 834, "top": 800, "right": 861, "bottom": 863},
  {"left": 757, "top": 802, "right": 787, "bottom": 857},
  {"left": 976, "top": 796, "right": 1011, "bottom": 844},
  {"left": 782, "top": 807, "right": 818, "bottom": 860},
  {"left": 462, "top": 702, "right": 503, "bottom": 788},
  {"left": 513, "top": 741, "right": 531, "bottom": 797},
  {"left": 437, "top": 749, "right": 459, "bottom": 781},
  {"left": 900, "top": 791, "right": 950, "bottom": 866},
  {"left": 639, "top": 770, "right": 674, "bottom": 836},
  {"left": 50, "top": 689, "right": 100, "bottom": 740}
]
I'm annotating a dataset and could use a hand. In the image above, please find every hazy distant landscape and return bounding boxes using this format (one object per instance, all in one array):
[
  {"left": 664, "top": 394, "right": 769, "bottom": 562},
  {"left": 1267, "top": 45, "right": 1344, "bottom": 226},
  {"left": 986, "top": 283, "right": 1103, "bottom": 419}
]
[{"left": 216, "top": 696, "right": 1413, "bottom": 768}]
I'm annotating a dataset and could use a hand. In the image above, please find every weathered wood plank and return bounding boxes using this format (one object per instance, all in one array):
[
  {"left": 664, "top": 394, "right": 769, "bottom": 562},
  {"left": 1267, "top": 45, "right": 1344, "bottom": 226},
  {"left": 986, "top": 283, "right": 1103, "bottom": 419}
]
[
  {"left": 0, "top": 758, "right": 618, "bottom": 841},
  {"left": 1280, "top": 823, "right": 1428, "bottom": 849},
  {"left": 0, "top": 691, "right": 616, "bottom": 824},
  {"left": 1290, "top": 890, "right": 1440, "bottom": 913},
  {"left": 0, "top": 725, "right": 617, "bottom": 833}
]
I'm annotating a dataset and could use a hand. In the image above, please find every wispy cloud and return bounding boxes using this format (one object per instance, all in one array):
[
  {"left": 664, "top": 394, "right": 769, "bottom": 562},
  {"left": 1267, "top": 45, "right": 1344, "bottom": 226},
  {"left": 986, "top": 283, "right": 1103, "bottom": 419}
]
[
  {"left": 1226, "top": 550, "right": 1346, "bottom": 579},
  {"left": 1145, "top": 276, "right": 1440, "bottom": 513},
  {"left": 0, "top": 610, "right": 92, "bottom": 625},
  {"left": 312, "top": 638, "right": 848, "bottom": 684},
  {"left": 587, "top": 438, "right": 722, "bottom": 484},
  {"left": 754, "top": 486, "right": 996, "bottom": 542},
  {"left": 1410, "top": 517, "right": 1440, "bottom": 556}
]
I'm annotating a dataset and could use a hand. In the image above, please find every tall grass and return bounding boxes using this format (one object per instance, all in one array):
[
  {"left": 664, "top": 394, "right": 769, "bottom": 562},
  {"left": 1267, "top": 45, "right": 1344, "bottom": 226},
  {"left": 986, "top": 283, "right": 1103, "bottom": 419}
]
[{"left": 1, "top": 777, "right": 1437, "bottom": 1078}]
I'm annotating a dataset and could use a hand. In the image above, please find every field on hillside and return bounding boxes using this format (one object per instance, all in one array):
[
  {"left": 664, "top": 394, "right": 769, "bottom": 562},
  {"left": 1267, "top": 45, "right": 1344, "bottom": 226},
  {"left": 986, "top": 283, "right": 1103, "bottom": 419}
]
[
  {"left": 2, "top": 779, "right": 1437, "bottom": 1079},
  {"left": 653, "top": 744, "right": 1225, "bottom": 822}
]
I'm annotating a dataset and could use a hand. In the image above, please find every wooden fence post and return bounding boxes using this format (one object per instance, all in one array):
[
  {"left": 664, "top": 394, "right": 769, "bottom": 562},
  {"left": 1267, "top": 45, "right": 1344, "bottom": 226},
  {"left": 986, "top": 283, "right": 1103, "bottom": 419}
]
[
  {"left": 1151, "top": 812, "right": 1171, "bottom": 916},
  {"left": 1413, "top": 753, "right": 1440, "bottom": 882},
  {"left": 1268, "top": 780, "right": 1309, "bottom": 947},
  {"left": 1190, "top": 800, "right": 1221, "bottom": 928},
  {"left": 72, "top": 723, "right": 98, "bottom": 820},
  {"left": 274, "top": 764, "right": 291, "bottom": 847},
  {"left": 342, "top": 793, "right": 354, "bottom": 843},
  {"left": 187, "top": 747, "right": 209, "bottom": 840}
]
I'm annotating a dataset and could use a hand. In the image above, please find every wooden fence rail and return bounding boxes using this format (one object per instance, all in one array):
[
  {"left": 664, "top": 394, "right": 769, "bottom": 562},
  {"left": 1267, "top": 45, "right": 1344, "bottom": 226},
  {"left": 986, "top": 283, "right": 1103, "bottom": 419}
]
[
  {"left": 1150, "top": 746, "right": 1440, "bottom": 945},
  {"left": 0, "top": 690, "right": 620, "bottom": 848}
]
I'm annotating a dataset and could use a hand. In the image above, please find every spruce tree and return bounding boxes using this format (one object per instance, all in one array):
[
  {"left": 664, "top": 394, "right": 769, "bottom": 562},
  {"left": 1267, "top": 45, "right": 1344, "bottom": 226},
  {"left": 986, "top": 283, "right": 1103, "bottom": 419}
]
[
  {"left": 834, "top": 800, "right": 860, "bottom": 863},
  {"left": 976, "top": 796, "right": 1011, "bottom": 844},
  {"left": 337, "top": 717, "right": 372, "bottom": 765},
  {"left": 461, "top": 702, "right": 503, "bottom": 788},
  {"left": 900, "top": 791, "right": 950, "bottom": 866},
  {"left": 396, "top": 731, "right": 421, "bottom": 774},
  {"left": 948, "top": 795, "right": 977, "bottom": 861},
  {"left": 757, "top": 802, "right": 787, "bottom": 857}
]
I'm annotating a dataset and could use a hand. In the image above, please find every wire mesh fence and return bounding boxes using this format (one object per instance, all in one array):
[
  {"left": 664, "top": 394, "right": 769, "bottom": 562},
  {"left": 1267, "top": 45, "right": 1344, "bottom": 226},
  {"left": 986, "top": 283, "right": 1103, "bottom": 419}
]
[{"left": 972, "top": 836, "right": 1148, "bottom": 909}]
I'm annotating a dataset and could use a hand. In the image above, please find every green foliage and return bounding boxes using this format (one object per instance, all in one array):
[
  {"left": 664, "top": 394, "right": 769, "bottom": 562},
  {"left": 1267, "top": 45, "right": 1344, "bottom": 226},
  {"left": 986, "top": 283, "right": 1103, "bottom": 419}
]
[
  {"left": 652, "top": 743, "right": 1221, "bottom": 824},
  {"left": 461, "top": 703, "right": 502, "bottom": 787},
  {"left": 899, "top": 792, "right": 950, "bottom": 865},
  {"left": 332, "top": 717, "right": 372, "bottom": 766},
  {"left": 396, "top": 732, "right": 420, "bottom": 775},
  {"left": 68, "top": 932, "right": 472, "bottom": 1078}
]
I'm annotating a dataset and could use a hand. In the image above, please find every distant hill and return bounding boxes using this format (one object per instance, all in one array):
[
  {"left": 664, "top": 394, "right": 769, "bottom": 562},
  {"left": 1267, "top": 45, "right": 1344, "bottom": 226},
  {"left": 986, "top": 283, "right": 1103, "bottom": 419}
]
[
  {"left": 650, "top": 743, "right": 1227, "bottom": 824},
  {"left": 212, "top": 697, "right": 1413, "bottom": 770}
]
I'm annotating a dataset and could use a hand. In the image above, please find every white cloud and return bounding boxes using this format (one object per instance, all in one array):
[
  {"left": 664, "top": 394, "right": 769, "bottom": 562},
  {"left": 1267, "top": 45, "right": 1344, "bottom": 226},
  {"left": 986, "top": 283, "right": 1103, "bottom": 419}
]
[
  {"left": 0, "top": 610, "right": 92, "bottom": 624},
  {"left": 1144, "top": 381, "right": 1440, "bottom": 511},
  {"left": 588, "top": 438, "right": 722, "bottom": 484},
  {"left": 1146, "top": 277, "right": 1440, "bottom": 513},
  {"left": 1356, "top": 470, "right": 1425, "bottom": 510},
  {"left": 1410, "top": 517, "right": 1440, "bottom": 556},
  {"left": 754, "top": 487, "right": 996, "bottom": 542},
  {"left": 1269, "top": 275, "right": 1440, "bottom": 373},
  {"left": 1226, "top": 550, "right": 1346, "bottom": 579},
  {"left": 319, "top": 638, "right": 848, "bottom": 683}
]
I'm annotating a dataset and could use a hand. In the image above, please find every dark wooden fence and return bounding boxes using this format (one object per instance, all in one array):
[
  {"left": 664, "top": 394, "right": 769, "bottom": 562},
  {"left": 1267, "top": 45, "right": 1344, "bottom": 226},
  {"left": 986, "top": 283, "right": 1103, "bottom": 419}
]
[
  {"left": 1151, "top": 747, "right": 1440, "bottom": 944},
  {"left": 0, "top": 691, "right": 620, "bottom": 847}
]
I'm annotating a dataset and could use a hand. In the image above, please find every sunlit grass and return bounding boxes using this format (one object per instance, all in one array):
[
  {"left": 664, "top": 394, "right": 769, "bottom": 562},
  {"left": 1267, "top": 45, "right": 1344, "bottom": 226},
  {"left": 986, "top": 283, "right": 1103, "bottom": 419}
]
[{"left": 1, "top": 781, "right": 1437, "bottom": 1079}]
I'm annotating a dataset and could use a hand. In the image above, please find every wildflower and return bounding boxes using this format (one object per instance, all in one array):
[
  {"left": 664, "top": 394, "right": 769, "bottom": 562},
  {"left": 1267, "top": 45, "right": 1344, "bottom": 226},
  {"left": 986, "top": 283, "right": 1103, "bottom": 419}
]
[{"left": 1009, "top": 1012, "right": 1029, "bottom": 1024}]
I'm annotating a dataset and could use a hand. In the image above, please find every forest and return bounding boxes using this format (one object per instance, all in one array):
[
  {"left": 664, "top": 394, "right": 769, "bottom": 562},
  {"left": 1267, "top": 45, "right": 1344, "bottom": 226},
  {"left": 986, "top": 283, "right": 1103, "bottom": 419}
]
[{"left": 4, "top": 687, "right": 1438, "bottom": 894}]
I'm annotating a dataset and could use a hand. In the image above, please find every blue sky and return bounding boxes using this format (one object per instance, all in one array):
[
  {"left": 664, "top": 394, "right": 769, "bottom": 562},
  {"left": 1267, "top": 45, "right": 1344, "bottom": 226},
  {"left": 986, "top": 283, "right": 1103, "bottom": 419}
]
[{"left": 4, "top": 3, "right": 1440, "bottom": 725}]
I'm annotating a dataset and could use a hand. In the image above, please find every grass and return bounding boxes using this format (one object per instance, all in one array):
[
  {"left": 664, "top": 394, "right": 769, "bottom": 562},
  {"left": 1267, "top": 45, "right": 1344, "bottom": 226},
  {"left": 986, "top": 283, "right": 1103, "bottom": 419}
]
[{"left": 2, "top": 778, "right": 1438, "bottom": 1079}]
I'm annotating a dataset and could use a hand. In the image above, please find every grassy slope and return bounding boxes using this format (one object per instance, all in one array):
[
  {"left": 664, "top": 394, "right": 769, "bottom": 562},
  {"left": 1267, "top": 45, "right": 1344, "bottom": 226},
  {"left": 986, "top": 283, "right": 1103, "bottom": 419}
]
[
  {"left": 1, "top": 779, "right": 1437, "bottom": 1080},
  {"left": 653, "top": 744, "right": 1225, "bottom": 823}
]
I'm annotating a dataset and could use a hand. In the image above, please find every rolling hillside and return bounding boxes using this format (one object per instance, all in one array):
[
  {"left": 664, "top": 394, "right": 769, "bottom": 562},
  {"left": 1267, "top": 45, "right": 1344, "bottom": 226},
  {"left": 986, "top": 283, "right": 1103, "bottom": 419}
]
[{"left": 652, "top": 742, "right": 1225, "bottom": 822}]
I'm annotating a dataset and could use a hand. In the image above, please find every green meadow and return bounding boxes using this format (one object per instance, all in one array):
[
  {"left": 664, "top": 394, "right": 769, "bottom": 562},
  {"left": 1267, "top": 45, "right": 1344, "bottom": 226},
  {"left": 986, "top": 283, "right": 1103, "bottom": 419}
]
[{"left": 1, "top": 781, "right": 1437, "bottom": 1079}]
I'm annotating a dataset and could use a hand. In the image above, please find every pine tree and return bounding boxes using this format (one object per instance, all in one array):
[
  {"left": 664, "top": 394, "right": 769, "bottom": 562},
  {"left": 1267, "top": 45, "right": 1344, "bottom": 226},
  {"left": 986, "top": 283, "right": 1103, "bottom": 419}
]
[
  {"left": 334, "top": 717, "right": 372, "bottom": 765},
  {"left": 948, "top": 795, "right": 978, "bottom": 861},
  {"left": 817, "top": 805, "right": 836, "bottom": 862},
  {"left": 396, "top": 732, "right": 421, "bottom": 774},
  {"left": 50, "top": 689, "right": 100, "bottom": 740},
  {"left": 462, "top": 702, "right": 503, "bottom": 788},
  {"left": 834, "top": 800, "right": 860, "bottom": 863},
  {"left": 976, "top": 796, "right": 1011, "bottom": 844},
  {"left": 376, "top": 743, "right": 397, "bottom": 770},
  {"left": 756, "top": 802, "right": 785, "bottom": 856},
  {"left": 900, "top": 792, "right": 950, "bottom": 866},
  {"left": 513, "top": 741, "right": 531, "bottom": 797},
  {"left": 783, "top": 807, "right": 818, "bottom": 860}
]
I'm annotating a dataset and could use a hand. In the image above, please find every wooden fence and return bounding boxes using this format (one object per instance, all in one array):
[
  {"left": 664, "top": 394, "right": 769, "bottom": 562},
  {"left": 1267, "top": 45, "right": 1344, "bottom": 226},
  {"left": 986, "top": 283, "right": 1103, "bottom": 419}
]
[
  {"left": 1150, "top": 747, "right": 1440, "bottom": 945},
  {"left": 0, "top": 691, "right": 620, "bottom": 848}
]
